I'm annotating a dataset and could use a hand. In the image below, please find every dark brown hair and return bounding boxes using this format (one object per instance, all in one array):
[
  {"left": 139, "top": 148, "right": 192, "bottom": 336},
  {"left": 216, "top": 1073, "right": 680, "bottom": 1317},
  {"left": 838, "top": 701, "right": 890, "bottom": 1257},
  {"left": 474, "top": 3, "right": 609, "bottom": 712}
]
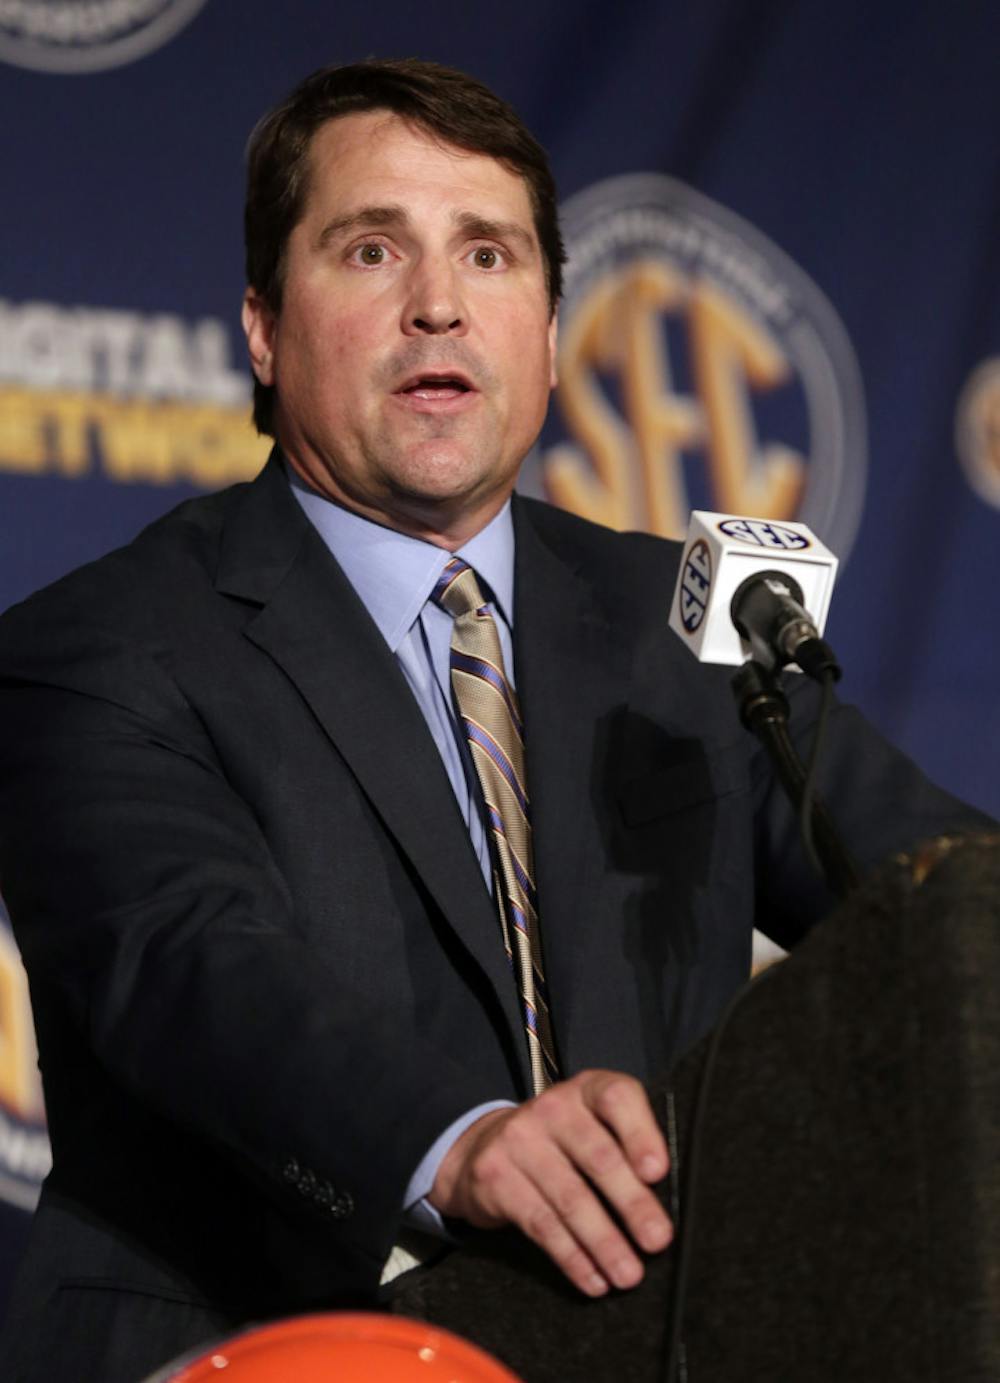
[{"left": 245, "top": 58, "right": 566, "bottom": 436}]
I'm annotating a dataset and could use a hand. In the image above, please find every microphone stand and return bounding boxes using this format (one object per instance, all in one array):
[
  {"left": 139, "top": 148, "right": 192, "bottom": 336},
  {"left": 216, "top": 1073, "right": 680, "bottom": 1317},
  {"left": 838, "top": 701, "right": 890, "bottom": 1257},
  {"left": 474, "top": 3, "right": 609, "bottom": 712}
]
[
  {"left": 664, "top": 658, "right": 860, "bottom": 1383},
  {"left": 731, "top": 660, "right": 859, "bottom": 900}
]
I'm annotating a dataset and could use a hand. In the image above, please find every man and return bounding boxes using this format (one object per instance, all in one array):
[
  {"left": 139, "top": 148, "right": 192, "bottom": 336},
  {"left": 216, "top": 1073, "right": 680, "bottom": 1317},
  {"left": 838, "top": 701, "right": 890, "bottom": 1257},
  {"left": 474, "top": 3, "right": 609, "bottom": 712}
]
[{"left": 0, "top": 60, "right": 986, "bottom": 1382}]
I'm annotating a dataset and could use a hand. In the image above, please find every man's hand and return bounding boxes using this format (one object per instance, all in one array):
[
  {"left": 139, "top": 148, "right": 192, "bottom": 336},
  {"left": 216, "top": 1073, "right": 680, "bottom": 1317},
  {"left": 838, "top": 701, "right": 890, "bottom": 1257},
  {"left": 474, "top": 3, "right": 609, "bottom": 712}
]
[{"left": 428, "top": 1070, "right": 672, "bottom": 1297}]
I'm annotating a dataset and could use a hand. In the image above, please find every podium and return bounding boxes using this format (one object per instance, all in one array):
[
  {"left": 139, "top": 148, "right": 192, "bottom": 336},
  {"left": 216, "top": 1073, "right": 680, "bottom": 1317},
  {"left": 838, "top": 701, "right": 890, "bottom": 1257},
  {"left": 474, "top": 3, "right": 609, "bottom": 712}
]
[{"left": 392, "top": 835, "right": 1000, "bottom": 1381}]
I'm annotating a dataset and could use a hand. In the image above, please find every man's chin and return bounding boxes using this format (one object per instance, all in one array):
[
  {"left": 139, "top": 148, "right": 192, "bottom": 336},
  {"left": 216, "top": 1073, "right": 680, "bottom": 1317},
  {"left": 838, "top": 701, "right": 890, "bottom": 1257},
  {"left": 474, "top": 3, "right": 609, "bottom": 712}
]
[
  {"left": 381, "top": 447, "right": 511, "bottom": 505},
  {"left": 376, "top": 468, "right": 514, "bottom": 545}
]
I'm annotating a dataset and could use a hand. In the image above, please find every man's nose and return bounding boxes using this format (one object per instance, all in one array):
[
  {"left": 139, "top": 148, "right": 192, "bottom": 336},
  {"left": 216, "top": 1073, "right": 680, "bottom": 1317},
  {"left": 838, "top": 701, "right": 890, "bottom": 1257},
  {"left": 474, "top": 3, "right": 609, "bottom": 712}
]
[{"left": 402, "top": 257, "right": 467, "bottom": 336}]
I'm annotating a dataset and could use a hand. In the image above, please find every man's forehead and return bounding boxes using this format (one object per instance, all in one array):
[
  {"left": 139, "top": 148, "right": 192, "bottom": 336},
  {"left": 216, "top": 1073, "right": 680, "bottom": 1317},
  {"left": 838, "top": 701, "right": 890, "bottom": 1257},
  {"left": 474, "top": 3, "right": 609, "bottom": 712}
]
[
  {"left": 308, "top": 107, "right": 477, "bottom": 164},
  {"left": 301, "top": 109, "right": 535, "bottom": 221}
]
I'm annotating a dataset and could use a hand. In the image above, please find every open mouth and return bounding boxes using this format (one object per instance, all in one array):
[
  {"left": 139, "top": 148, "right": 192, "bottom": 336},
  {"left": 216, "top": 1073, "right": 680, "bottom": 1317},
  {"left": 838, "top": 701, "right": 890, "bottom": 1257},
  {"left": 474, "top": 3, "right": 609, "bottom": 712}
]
[{"left": 397, "top": 372, "right": 476, "bottom": 401}]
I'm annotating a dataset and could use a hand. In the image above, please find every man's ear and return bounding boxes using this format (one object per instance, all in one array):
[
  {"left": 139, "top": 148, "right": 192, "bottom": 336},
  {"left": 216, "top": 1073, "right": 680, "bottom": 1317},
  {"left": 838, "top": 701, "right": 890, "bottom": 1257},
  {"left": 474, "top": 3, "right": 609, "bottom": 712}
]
[
  {"left": 548, "top": 310, "right": 559, "bottom": 390},
  {"left": 242, "top": 287, "right": 276, "bottom": 386}
]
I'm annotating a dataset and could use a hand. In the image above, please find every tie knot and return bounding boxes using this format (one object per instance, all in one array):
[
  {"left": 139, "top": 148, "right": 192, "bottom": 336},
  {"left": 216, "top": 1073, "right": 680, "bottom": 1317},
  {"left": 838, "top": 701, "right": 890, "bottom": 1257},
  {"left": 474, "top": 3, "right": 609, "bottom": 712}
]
[{"left": 431, "top": 557, "right": 489, "bottom": 619}]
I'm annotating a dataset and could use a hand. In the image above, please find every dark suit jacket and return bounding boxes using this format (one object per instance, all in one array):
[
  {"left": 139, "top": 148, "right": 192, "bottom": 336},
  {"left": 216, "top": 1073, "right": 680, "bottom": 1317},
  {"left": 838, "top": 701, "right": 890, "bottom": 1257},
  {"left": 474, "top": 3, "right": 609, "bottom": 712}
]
[{"left": 0, "top": 457, "right": 984, "bottom": 1380}]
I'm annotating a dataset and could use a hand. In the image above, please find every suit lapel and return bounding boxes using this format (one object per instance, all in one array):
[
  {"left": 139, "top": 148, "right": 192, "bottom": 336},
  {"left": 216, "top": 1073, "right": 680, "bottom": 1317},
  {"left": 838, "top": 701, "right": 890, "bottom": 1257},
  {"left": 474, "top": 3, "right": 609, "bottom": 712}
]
[
  {"left": 215, "top": 459, "right": 525, "bottom": 1054},
  {"left": 512, "top": 499, "right": 633, "bottom": 1061}
]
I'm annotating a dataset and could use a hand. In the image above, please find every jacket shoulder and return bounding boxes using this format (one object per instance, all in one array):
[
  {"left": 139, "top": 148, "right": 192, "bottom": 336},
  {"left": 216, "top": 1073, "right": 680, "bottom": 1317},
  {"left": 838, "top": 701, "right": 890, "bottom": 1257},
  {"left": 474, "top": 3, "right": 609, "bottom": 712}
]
[
  {"left": 513, "top": 495, "right": 687, "bottom": 638},
  {"left": 514, "top": 494, "right": 683, "bottom": 576},
  {"left": 0, "top": 483, "right": 248, "bottom": 642}
]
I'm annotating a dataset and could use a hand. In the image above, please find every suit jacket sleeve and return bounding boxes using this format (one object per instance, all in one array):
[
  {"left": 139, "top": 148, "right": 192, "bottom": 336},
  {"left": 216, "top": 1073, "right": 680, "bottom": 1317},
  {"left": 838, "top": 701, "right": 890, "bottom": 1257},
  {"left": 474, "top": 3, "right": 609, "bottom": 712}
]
[
  {"left": 748, "top": 669, "right": 995, "bottom": 949},
  {"left": 0, "top": 591, "right": 502, "bottom": 1293}
]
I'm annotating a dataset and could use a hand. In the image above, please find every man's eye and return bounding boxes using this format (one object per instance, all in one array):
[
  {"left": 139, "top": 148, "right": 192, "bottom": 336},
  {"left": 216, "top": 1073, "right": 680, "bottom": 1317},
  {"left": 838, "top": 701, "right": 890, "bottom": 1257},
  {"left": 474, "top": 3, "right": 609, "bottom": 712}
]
[
  {"left": 355, "top": 243, "right": 387, "bottom": 265},
  {"left": 471, "top": 247, "right": 502, "bottom": 269}
]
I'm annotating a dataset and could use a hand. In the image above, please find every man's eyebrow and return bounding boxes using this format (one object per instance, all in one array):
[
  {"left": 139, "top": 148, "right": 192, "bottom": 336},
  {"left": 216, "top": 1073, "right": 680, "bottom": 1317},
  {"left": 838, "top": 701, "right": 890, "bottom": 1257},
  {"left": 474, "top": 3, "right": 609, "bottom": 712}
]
[
  {"left": 317, "top": 204, "right": 410, "bottom": 246},
  {"left": 315, "top": 205, "right": 537, "bottom": 254},
  {"left": 452, "top": 211, "right": 535, "bottom": 252}
]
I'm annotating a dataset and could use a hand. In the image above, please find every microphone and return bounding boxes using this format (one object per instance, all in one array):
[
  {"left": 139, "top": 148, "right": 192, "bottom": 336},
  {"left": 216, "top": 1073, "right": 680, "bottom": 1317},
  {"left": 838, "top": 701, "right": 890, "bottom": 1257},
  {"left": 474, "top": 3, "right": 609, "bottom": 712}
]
[
  {"left": 731, "top": 570, "right": 841, "bottom": 681},
  {"left": 668, "top": 512, "right": 841, "bottom": 680}
]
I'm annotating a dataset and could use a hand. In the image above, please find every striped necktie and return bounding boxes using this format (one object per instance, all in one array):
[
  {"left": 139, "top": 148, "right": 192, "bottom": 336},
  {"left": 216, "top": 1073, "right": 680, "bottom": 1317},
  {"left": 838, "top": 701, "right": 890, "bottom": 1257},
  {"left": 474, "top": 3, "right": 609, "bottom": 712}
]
[{"left": 432, "top": 557, "right": 559, "bottom": 1095}]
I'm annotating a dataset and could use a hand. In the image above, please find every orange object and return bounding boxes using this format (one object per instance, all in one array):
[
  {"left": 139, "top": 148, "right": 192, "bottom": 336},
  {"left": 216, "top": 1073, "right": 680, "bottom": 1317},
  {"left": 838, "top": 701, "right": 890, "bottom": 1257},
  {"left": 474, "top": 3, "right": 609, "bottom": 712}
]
[{"left": 147, "top": 1311, "right": 524, "bottom": 1382}]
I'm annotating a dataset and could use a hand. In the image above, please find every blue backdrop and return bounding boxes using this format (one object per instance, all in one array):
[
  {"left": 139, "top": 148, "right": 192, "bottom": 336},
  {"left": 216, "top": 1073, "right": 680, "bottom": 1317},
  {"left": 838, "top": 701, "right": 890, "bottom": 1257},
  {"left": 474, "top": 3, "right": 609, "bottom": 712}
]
[{"left": 1, "top": 0, "right": 998, "bottom": 1325}]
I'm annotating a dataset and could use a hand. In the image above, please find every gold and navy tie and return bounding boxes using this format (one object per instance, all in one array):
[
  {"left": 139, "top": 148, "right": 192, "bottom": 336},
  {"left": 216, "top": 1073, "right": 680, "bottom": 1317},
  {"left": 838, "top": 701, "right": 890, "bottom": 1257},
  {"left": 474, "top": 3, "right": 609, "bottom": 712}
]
[{"left": 432, "top": 557, "right": 559, "bottom": 1095}]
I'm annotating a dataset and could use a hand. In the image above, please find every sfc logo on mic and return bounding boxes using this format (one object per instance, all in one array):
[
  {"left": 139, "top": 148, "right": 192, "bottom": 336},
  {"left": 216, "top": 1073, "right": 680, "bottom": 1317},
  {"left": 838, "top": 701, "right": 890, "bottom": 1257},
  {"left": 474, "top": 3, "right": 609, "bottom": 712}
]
[
  {"left": 0, "top": 0, "right": 208, "bottom": 73},
  {"left": 717, "top": 518, "right": 811, "bottom": 551},
  {"left": 678, "top": 538, "right": 712, "bottom": 634},
  {"left": 519, "top": 173, "right": 866, "bottom": 563}
]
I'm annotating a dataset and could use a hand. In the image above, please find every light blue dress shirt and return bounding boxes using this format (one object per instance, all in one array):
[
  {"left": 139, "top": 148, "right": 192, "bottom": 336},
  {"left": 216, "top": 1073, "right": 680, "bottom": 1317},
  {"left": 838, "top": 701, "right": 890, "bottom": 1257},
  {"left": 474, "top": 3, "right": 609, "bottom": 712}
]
[
  {"left": 289, "top": 467, "right": 516, "bottom": 886},
  {"left": 288, "top": 468, "right": 516, "bottom": 1231}
]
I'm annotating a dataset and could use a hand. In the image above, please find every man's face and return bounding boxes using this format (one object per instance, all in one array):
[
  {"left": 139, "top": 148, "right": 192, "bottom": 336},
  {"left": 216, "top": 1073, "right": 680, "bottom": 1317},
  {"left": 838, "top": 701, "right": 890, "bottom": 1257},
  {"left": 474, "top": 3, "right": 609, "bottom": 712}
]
[{"left": 243, "top": 110, "right": 557, "bottom": 547}]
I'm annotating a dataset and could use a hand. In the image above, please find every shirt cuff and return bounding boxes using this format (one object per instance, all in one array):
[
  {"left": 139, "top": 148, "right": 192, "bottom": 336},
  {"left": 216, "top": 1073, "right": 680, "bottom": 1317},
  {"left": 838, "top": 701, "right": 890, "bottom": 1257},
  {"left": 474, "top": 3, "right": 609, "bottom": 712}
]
[{"left": 403, "top": 1099, "right": 517, "bottom": 1237}]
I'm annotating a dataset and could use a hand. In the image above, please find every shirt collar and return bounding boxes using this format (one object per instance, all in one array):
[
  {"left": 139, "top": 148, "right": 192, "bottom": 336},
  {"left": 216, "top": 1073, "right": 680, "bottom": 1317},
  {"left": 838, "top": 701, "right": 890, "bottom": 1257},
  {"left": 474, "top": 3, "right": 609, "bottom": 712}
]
[{"left": 287, "top": 465, "right": 515, "bottom": 653}]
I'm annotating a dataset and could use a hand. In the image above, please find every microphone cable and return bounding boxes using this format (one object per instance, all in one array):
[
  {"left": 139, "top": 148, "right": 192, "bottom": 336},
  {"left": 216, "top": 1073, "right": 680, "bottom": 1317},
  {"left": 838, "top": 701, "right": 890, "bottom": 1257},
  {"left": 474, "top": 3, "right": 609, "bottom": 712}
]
[{"left": 798, "top": 666, "right": 836, "bottom": 880}]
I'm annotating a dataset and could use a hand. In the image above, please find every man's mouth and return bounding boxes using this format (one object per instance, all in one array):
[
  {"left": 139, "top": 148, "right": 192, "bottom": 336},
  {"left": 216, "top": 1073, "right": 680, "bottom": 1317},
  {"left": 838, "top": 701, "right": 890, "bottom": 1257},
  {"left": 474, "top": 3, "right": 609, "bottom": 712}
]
[{"left": 395, "top": 371, "right": 477, "bottom": 402}]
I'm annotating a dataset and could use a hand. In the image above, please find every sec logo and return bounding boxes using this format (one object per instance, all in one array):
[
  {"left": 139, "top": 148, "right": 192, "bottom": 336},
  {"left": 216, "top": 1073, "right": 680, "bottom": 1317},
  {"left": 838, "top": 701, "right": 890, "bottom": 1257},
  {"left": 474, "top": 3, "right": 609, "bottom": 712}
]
[
  {"left": 955, "top": 356, "right": 1000, "bottom": 509},
  {"left": 678, "top": 538, "right": 712, "bottom": 633},
  {"left": 519, "top": 172, "right": 866, "bottom": 563},
  {"left": 0, "top": 905, "right": 50, "bottom": 1212},
  {"left": 717, "top": 518, "right": 810, "bottom": 550},
  {"left": 0, "top": 0, "right": 208, "bottom": 74}
]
